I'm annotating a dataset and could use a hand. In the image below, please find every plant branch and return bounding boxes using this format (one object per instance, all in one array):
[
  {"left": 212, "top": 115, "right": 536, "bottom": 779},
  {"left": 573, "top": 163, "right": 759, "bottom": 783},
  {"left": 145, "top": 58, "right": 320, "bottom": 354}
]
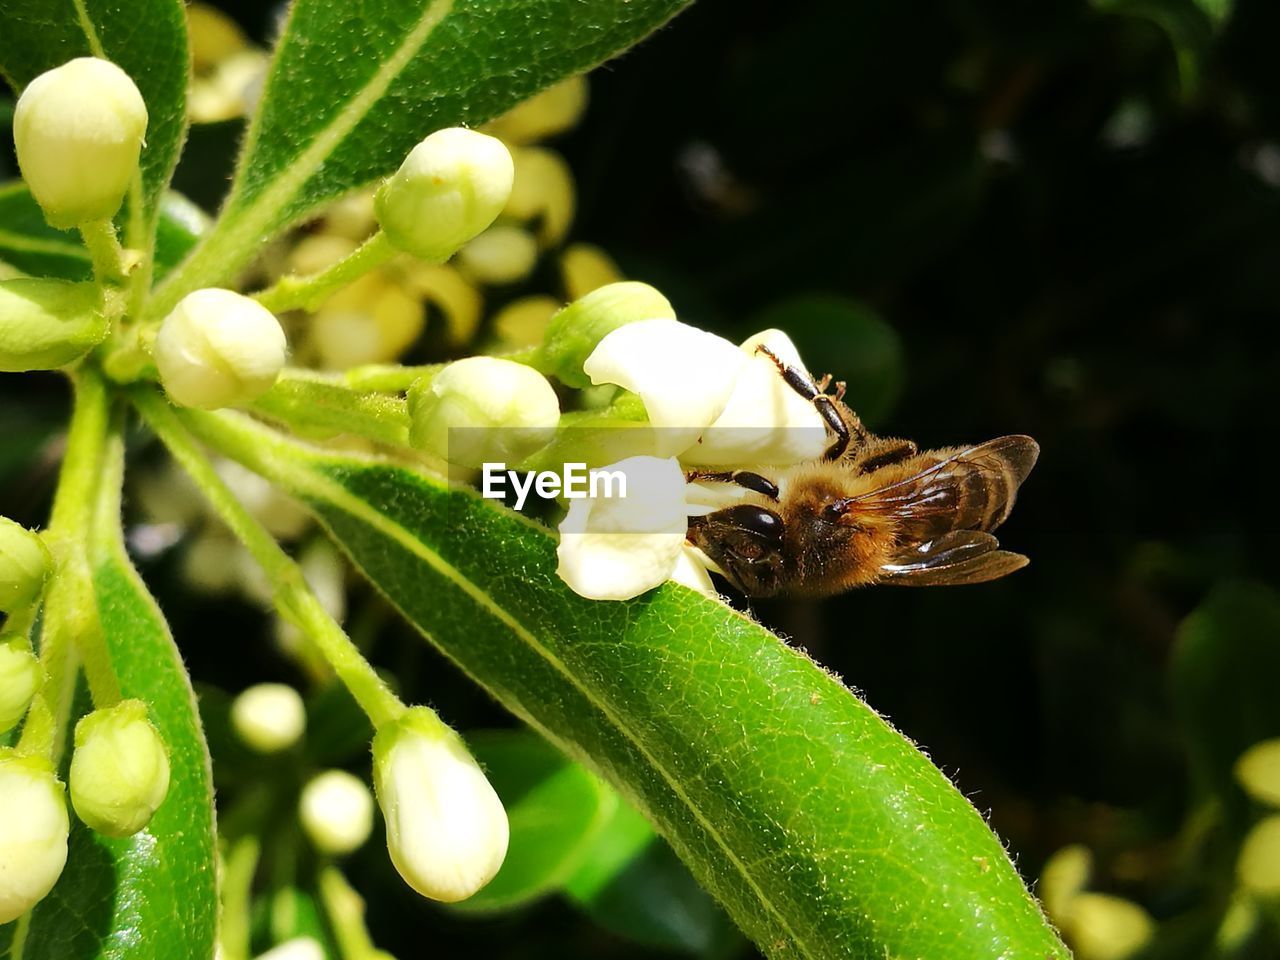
[
  {"left": 252, "top": 231, "right": 396, "bottom": 314},
  {"left": 253, "top": 371, "right": 411, "bottom": 445}
]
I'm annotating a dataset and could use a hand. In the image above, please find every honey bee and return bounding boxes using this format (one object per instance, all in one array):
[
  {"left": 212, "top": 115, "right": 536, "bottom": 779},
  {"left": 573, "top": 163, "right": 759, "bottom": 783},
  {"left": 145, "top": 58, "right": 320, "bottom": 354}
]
[{"left": 685, "top": 346, "right": 1039, "bottom": 598}]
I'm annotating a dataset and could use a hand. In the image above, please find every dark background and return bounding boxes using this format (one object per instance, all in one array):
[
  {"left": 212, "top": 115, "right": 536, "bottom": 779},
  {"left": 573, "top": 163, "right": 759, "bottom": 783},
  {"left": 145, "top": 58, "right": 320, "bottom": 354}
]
[{"left": 4, "top": 0, "right": 1280, "bottom": 956}]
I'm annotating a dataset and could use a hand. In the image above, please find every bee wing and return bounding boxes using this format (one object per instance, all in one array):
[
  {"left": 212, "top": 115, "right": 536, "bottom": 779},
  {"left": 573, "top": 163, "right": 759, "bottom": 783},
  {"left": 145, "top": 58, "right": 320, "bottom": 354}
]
[
  {"left": 879, "top": 530, "right": 1029, "bottom": 586},
  {"left": 846, "top": 435, "right": 1039, "bottom": 539}
]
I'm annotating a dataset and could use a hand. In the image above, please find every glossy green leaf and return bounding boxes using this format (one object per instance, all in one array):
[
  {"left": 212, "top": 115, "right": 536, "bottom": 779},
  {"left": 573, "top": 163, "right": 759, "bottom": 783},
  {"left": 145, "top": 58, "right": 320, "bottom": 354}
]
[
  {"left": 458, "top": 729, "right": 617, "bottom": 912},
  {"left": 1172, "top": 581, "right": 1280, "bottom": 821},
  {"left": 180, "top": 408, "right": 1069, "bottom": 960},
  {"left": 10, "top": 434, "right": 217, "bottom": 960},
  {"left": 0, "top": 0, "right": 189, "bottom": 243},
  {"left": 150, "top": 0, "right": 694, "bottom": 316},
  {"left": 0, "top": 183, "right": 206, "bottom": 283}
]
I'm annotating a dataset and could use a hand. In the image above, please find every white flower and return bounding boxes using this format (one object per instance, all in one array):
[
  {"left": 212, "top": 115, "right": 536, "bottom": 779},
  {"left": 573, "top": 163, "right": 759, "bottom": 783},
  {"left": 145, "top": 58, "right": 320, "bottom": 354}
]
[
  {"left": 69, "top": 699, "right": 170, "bottom": 837},
  {"left": 154, "top": 289, "right": 287, "bottom": 409},
  {"left": 372, "top": 710, "right": 509, "bottom": 903},
  {"left": 682, "top": 329, "right": 828, "bottom": 466},
  {"left": 299, "top": 770, "right": 374, "bottom": 856},
  {"left": 668, "top": 546, "right": 719, "bottom": 597},
  {"left": 582, "top": 319, "right": 748, "bottom": 456},
  {"left": 0, "top": 752, "right": 69, "bottom": 924},
  {"left": 230, "top": 683, "right": 306, "bottom": 753},
  {"left": 556, "top": 456, "right": 690, "bottom": 601},
  {"left": 13, "top": 57, "right": 148, "bottom": 228},
  {"left": 375, "top": 128, "right": 514, "bottom": 262}
]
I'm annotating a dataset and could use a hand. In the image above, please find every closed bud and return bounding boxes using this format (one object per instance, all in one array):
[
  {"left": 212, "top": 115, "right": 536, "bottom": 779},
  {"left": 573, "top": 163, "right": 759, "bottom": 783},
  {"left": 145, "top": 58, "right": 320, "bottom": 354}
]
[
  {"left": 0, "top": 750, "right": 69, "bottom": 924},
  {"left": 455, "top": 225, "right": 538, "bottom": 286},
  {"left": 0, "top": 278, "right": 106, "bottom": 373},
  {"left": 0, "top": 516, "right": 52, "bottom": 613},
  {"left": 0, "top": 637, "right": 43, "bottom": 734},
  {"left": 299, "top": 770, "right": 374, "bottom": 855},
  {"left": 375, "top": 128, "right": 514, "bottom": 261},
  {"left": 14, "top": 57, "right": 148, "bottom": 228},
  {"left": 407, "top": 356, "right": 559, "bottom": 468},
  {"left": 69, "top": 699, "right": 170, "bottom": 837},
  {"left": 372, "top": 709, "right": 509, "bottom": 902},
  {"left": 540, "top": 281, "right": 675, "bottom": 388},
  {"left": 154, "top": 288, "right": 287, "bottom": 409},
  {"left": 254, "top": 937, "right": 326, "bottom": 960},
  {"left": 231, "top": 683, "right": 306, "bottom": 753}
]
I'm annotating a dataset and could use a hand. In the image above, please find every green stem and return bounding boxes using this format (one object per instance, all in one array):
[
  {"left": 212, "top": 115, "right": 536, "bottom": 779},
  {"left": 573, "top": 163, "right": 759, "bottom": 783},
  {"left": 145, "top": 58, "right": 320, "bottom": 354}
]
[
  {"left": 79, "top": 218, "right": 128, "bottom": 288},
  {"left": 19, "top": 370, "right": 120, "bottom": 756},
  {"left": 131, "top": 388, "right": 405, "bottom": 729},
  {"left": 253, "top": 372, "right": 410, "bottom": 446},
  {"left": 219, "top": 836, "right": 260, "bottom": 960},
  {"left": 318, "top": 867, "right": 381, "bottom": 960},
  {"left": 339, "top": 345, "right": 545, "bottom": 393},
  {"left": 253, "top": 231, "right": 396, "bottom": 314}
]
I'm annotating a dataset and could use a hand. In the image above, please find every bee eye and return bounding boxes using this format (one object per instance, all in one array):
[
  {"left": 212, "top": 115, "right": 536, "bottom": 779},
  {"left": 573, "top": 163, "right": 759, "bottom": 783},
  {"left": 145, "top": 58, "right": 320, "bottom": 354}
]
[{"left": 821, "top": 501, "right": 846, "bottom": 523}]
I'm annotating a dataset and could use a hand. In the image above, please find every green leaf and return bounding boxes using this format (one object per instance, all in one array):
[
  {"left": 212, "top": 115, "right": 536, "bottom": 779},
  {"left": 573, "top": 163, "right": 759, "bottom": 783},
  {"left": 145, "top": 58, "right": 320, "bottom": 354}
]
[
  {"left": 182, "top": 409, "right": 1069, "bottom": 960},
  {"left": 0, "top": 182, "right": 206, "bottom": 282},
  {"left": 1172, "top": 582, "right": 1280, "bottom": 821},
  {"left": 12, "top": 434, "right": 218, "bottom": 960},
  {"left": 0, "top": 0, "right": 189, "bottom": 245},
  {"left": 150, "top": 0, "right": 694, "bottom": 317},
  {"left": 752, "top": 296, "right": 904, "bottom": 428},
  {"left": 457, "top": 729, "right": 618, "bottom": 912}
]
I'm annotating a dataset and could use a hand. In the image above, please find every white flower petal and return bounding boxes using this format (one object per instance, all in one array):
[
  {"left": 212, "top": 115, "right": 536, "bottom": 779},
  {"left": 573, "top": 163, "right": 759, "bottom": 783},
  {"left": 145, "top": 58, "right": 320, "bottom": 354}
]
[
  {"left": 583, "top": 319, "right": 748, "bottom": 457},
  {"left": 556, "top": 456, "right": 688, "bottom": 601},
  {"left": 683, "top": 328, "right": 829, "bottom": 466},
  {"left": 668, "top": 546, "right": 719, "bottom": 597}
]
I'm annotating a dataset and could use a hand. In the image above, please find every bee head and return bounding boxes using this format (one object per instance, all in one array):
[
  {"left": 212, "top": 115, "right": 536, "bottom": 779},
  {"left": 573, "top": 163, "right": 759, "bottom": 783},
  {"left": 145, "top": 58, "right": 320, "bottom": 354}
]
[{"left": 687, "top": 504, "right": 786, "bottom": 597}]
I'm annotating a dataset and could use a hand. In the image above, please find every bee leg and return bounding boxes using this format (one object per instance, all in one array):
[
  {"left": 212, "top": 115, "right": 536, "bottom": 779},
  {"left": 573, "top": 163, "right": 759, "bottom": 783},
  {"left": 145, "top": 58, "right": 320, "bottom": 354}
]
[
  {"left": 684, "top": 469, "right": 779, "bottom": 500},
  {"left": 755, "top": 345, "right": 867, "bottom": 460},
  {"left": 855, "top": 438, "right": 919, "bottom": 473}
]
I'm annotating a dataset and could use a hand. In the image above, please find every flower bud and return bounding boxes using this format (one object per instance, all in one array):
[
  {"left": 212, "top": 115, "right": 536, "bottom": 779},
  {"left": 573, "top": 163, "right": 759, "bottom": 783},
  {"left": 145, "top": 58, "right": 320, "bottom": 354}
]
[
  {"left": 1239, "top": 815, "right": 1280, "bottom": 897},
  {"left": 455, "top": 225, "right": 538, "bottom": 286},
  {"left": 0, "top": 751, "right": 69, "bottom": 924},
  {"left": 13, "top": 57, "right": 148, "bottom": 228},
  {"left": 154, "top": 288, "right": 287, "bottom": 409},
  {"left": 1064, "top": 893, "right": 1155, "bottom": 960},
  {"left": 560, "top": 243, "right": 624, "bottom": 301},
  {"left": 1235, "top": 738, "right": 1280, "bottom": 807},
  {"left": 0, "top": 516, "right": 52, "bottom": 613},
  {"left": 540, "top": 282, "right": 675, "bottom": 388},
  {"left": 407, "top": 356, "right": 559, "bottom": 468},
  {"left": 483, "top": 76, "right": 588, "bottom": 145},
  {"left": 375, "top": 128, "right": 514, "bottom": 262},
  {"left": 372, "top": 710, "right": 509, "bottom": 902},
  {"left": 0, "top": 278, "right": 106, "bottom": 373},
  {"left": 299, "top": 770, "right": 374, "bottom": 855},
  {"left": 231, "top": 683, "right": 306, "bottom": 753},
  {"left": 69, "top": 699, "right": 170, "bottom": 837},
  {"left": 505, "top": 147, "right": 575, "bottom": 245},
  {"left": 0, "top": 637, "right": 43, "bottom": 734},
  {"left": 254, "top": 937, "right": 326, "bottom": 960}
]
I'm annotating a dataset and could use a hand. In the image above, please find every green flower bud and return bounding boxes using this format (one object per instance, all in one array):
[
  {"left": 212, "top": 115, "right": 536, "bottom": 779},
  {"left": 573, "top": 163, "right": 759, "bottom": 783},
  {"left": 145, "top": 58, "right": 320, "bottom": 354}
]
[
  {"left": 406, "top": 356, "right": 559, "bottom": 468},
  {"left": 13, "top": 57, "right": 148, "bottom": 229},
  {"left": 154, "top": 288, "right": 287, "bottom": 409},
  {"left": 372, "top": 709, "right": 508, "bottom": 903},
  {"left": 231, "top": 683, "right": 306, "bottom": 753},
  {"left": 0, "top": 516, "right": 52, "bottom": 613},
  {"left": 0, "top": 637, "right": 43, "bottom": 734},
  {"left": 299, "top": 770, "right": 374, "bottom": 856},
  {"left": 0, "top": 278, "right": 106, "bottom": 373},
  {"left": 455, "top": 225, "right": 538, "bottom": 286},
  {"left": 374, "top": 128, "right": 514, "bottom": 261},
  {"left": 540, "top": 281, "right": 675, "bottom": 388},
  {"left": 0, "top": 751, "right": 69, "bottom": 924},
  {"left": 69, "top": 699, "right": 170, "bottom": 837}
]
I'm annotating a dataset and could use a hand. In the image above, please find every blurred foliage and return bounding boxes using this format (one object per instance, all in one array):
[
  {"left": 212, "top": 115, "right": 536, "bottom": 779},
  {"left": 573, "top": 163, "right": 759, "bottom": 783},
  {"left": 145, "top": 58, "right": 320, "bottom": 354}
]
[{"left": 5, "top": 0, "right": 1280, "bottom": 956}]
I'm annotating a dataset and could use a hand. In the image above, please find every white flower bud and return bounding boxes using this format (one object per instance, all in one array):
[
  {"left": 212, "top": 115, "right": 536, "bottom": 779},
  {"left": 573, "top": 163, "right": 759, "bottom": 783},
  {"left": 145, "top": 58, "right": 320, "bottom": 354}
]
[
  {"left": 230, "top": 683, "right": 306, "bottom": 753},
  {"left": 0, "top": 516, "right": 52, "bottom": 613},
  {"left": 0, "top": 751, "right": 69, "bottom": 924},
  {"left": 556, "top": 456, "right": 690, "bottom": 601},
  {"left": 541, "top": 282, "right": 675, "bottom": 388},
  {"left": 0, "top": 279, "right": 106, "bottom": 373},
  {"left": 154, "top": 288, "right": 287, "bottom": 409},
  {"left": 583, "top": 318, "right": 747, "bottom": 456},
  {"left": 299, "top": 770, "right": 374, "bottom": 856},
  {"left": 455, "top": 225, "right": 539, "bottom": 286},
  {"left": 0, "top": 638, "right": 43, "bottom": 734},
  {"left": 253, "top": 937, "right": 326, "bottom": 960},
  {"left": 68, "top": 700, "right": 170, "bottom": 837},
  {"left": 407, "top": 356, "right": 559, "bottom": 468},
  {"left": 375, "top": 128, "right": 514, "bottom": 262},
  {"left": 13, "top": 57, "right": 148, "bottom": 229},
  {"left": 372, "top": 710, "right": 508, "bottom": 903}
]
